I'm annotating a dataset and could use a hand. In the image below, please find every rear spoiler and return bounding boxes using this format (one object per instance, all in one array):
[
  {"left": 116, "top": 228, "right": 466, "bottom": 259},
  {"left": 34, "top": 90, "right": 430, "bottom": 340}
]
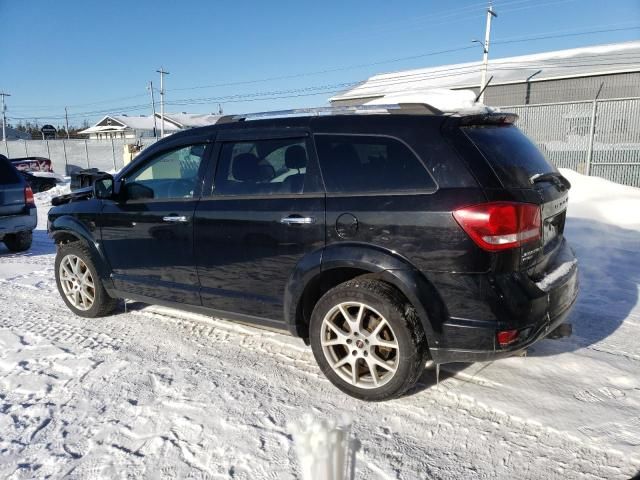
[{"left": 456, "top": 112, "right": 518, "bottom": 126}]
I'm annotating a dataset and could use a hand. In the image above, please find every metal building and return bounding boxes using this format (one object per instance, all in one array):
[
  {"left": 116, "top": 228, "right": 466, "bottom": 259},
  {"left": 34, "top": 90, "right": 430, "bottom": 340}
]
[{"left": 329, "top": 41, "right": 640, "bottom": 107}]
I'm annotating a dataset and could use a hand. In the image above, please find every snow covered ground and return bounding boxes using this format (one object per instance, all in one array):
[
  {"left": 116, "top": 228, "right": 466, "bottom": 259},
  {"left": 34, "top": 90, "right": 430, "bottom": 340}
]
[{"left": 0, "top": 170, "right": 639, "bottom": 479}]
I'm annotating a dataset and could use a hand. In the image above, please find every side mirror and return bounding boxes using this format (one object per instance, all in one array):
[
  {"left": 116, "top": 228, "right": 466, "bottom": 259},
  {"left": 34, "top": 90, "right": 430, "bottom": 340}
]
[
  {"left": 93, "top": 174, "right": 115, "bottom": 199},
  {"left": 124, "top": 182, "right": 154, "bottom": 201}
]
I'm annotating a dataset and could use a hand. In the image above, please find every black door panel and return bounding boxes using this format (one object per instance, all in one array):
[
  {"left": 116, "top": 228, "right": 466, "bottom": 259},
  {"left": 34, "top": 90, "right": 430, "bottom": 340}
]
[
  {"left": 101, "top": 199, "right": 200, "bottom": 304},
  {"left": 99, "top": 142, "right": 210, "bottom": 305},
  {"left": 194, "top": 196, "right": 324, "bottom": 320}
]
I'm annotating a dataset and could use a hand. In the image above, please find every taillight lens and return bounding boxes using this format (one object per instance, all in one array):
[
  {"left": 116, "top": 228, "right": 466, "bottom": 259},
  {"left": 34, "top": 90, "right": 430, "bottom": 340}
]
[
  {"left": 24, "top": 186, "right": 35, "bottom": 206},
  {"left": 453, "top": 202, "right": 541, "bottom": 252},
  {"left": 497, "top": 329, "right": 519, "bottom": 346}
]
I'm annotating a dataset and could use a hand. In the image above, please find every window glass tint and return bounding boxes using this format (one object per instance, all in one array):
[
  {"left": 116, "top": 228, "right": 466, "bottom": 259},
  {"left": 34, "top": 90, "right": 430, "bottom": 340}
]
[
  {"left": 314, "top": 135, "right": 435, "bottom": 194},
  {"left": 214, "top": 138, "right": 308, "bottom": 195},
  {"left": 125, "top": 144, "right": 206, "bottom": 200},
  {"left": 463, "top": 125, "right": 556, "bottom": 188},
  {"left": 0, "top": 156, "right": 20, "bottom": 185}
]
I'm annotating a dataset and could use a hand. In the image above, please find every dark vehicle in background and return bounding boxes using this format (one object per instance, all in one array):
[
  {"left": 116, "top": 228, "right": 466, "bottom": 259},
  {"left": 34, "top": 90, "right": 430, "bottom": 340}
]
[
  {"left": 11, "top": 156, "right": 53, "bottom": 173},
  {"left": 0, "top": 154, "right": 37, "bottom": 252},
  {"left": 20, "top": 171, "right": 58, "bottom": 193},
  {"left": 48, "top": 105, "right": 578, "bottom": 401}
]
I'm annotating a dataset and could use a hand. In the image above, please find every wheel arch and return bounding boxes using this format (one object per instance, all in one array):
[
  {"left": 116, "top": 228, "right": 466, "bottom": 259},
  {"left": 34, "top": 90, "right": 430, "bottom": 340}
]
[
  {"left": 49, "top": 215, "right": 113, "bottom": 286},
  {"left": 284, "top": 243, "right": 449, "bottom": 346}
]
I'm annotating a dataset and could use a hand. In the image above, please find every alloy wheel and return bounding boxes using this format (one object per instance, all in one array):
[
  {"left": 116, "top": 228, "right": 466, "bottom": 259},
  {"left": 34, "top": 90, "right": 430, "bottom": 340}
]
[
  {"left": 320, "top": 302, "right": 399, "bottom": 389},
  {"left": 59, "top": 254, "right": 96, "bottom": 311}
]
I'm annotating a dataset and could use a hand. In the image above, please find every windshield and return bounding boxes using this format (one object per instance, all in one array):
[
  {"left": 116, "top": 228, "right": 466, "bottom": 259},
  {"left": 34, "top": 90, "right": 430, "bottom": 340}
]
[{"left": 463, "top": 124, "right": 557, "bottom": 188}]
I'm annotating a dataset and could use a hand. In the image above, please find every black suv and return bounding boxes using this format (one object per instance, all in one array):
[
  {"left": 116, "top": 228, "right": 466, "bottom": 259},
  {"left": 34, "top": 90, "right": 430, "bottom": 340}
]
[
  {"left": 48, "top": 108, "right": 578, "bottom": 401},
  {"left": 0, "top": 154, "right": 37, "bottom": 252}
]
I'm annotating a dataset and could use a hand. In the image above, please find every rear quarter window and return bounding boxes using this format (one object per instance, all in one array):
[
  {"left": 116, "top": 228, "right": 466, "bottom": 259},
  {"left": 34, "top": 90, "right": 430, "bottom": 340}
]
[
  {"left": 463, "top": 125, "right": 556, "bottom": 188},
  {"left": 0, "top": 156, "right": 21, "bottom": 185},
  {"left": 314, "top": 134, "right": 436, "bottom": 194}
]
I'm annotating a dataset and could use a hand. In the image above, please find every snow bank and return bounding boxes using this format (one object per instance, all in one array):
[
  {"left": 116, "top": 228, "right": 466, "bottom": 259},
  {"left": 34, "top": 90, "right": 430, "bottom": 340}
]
[{"left": 560, "top": 168, "right": 640, "bottom": 228}]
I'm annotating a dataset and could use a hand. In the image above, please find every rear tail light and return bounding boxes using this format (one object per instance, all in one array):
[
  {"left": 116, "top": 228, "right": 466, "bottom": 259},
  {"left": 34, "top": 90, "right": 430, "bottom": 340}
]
[
  {"left": 453, "top": 202, "right": 541, "bottom": 252},
  {"left": 497, "top": 329, "right": 519, "bottom": 346},
  {"left": 24, "top": 186, "right": 35, "bottom": 206}
]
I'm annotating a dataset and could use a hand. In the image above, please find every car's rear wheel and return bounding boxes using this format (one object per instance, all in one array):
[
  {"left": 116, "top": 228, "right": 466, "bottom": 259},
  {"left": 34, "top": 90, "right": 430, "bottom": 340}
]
[
  {"left": 4, "top": 230, "right": 33, "bottom": 252},
  {"left": 310, "top": 278, "right": 428, "bottom": 401},
  {"left": 55, "top": 242, "right": 118, "bottom": 318}
]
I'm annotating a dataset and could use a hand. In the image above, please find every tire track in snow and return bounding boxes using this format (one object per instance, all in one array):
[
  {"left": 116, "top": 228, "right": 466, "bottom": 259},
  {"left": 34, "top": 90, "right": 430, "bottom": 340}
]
[{"left": 1, "top": 262, "right": 639, "bottom": 478}]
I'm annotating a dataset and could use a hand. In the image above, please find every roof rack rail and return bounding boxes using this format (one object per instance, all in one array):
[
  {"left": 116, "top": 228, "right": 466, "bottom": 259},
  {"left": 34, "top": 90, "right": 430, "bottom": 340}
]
[{"left": 227, "top": 103, "right": 444, "bottom": 122}]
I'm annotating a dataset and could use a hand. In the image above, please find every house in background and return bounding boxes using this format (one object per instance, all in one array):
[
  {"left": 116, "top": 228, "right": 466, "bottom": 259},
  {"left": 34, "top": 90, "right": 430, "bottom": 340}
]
[{"left": 79, "top": 112, "right": 225, "bottom": 140}]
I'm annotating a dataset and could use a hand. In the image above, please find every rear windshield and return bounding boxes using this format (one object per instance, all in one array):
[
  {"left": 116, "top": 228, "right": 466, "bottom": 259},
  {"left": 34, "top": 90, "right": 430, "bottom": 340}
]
[
  {"left": 0, "top": 157, "right": 21, "bottom": 185},
  {"left": 463, "top": 125, "right": 556, "bottom": 188}
]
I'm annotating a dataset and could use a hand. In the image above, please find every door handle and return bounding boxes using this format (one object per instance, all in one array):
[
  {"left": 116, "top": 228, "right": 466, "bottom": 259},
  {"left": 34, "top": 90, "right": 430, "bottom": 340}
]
[
  {"left": 163, "top": 215, "right": 189, "bottom": 223},
  {"left": 280, "top": 215, "right": 316, "bottom": 225}
]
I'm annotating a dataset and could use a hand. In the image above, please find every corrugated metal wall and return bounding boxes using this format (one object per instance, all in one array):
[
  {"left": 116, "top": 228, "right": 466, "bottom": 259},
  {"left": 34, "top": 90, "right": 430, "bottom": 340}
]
[{"left": 480, "top": 72, "right": 640, "bottom": 106}]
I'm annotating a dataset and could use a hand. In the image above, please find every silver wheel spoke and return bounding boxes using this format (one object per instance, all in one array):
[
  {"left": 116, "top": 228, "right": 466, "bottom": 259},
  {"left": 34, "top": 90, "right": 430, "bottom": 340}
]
[
  {"left": 321, "top": 337, "right": 345, "bottom": 347},
  {"left": 369, "top": 352, "right": 396, "bottom": 373},
  {"left": 333, "top": 356, "right": 350, "bottom": 369},
  {"left": 364, "top": 358, "right": 380, "bottom": 386},
  {"left": 351, "top": 359, "right": 358, "bottom": 386}
]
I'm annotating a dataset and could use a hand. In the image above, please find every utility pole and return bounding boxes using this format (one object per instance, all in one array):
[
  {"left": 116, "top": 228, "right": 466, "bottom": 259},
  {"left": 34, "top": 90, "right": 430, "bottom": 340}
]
[
  {"left": 479, "top": 3, "right": 497, "bottom": 104},
  {"left": 1, "top": 92, "right": 10, "bottom": 142},
  {"left": 156, "top": 67, "right": 169, "bottom": 137},
  {"left": 64, "top": 107, "right": 70, "bottom": 139},
  {"left": 148, "top": 81, "right": 158, "bottom": 139}
]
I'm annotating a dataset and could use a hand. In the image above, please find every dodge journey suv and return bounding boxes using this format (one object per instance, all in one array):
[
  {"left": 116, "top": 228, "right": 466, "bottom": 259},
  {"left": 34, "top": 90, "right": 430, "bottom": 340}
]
[{"left": 48, "top": 105, "right": 578, "bottom": 401}]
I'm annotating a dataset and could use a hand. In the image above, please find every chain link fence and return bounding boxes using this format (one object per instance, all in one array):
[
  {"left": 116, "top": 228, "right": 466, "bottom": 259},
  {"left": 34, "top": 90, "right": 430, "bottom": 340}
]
[{"left": 504, "top": 97, "right": 640, "bottom": 187}]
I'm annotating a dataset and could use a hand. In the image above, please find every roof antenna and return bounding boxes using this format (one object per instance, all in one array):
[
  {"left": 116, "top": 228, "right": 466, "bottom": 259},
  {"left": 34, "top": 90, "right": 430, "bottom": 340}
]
[{"left": 475, "top": 75, "right": 494, "bottom": 103}]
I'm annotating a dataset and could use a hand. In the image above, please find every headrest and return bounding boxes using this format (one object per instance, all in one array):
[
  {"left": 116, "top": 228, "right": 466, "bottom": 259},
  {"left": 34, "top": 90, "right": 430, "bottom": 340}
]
[
  {"left": 285, "top": 145, "right": 307, "bottom": 170},
  {"left": 232, "top": 153, "right": 261, "bottom": 182}
]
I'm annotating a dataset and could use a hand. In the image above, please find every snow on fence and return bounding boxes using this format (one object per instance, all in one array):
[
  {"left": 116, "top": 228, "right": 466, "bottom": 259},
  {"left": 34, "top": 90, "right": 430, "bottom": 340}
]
[
  {"left": 2, "top": 137, "right": 158, "bottom": 175},
  {"left": 504, "top": 97, "right": 640, "bottom": 188}
]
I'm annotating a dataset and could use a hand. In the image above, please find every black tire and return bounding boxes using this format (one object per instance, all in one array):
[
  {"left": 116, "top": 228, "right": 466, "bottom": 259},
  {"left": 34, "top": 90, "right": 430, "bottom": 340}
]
[
  {"left": 310, "top": 278, "right": 428, "bottom": 401},
  {"left": 54, "top": 241, "right": 118, "bottom": 318},
  {"left": 4, "top": 230, "right": 33, "bottom": 252}
]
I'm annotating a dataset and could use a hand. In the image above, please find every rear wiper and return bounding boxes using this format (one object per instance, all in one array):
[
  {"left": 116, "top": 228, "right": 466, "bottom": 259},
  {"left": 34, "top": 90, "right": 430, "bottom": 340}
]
[{"left": 529, "top": 172, "right": 571, "bottom": 190}]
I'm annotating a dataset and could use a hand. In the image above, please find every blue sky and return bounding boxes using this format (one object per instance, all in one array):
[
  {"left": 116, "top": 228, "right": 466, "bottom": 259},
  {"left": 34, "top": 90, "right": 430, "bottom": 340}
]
[{"left": 1, "top": 0, "right": 639, "bottom": 128}]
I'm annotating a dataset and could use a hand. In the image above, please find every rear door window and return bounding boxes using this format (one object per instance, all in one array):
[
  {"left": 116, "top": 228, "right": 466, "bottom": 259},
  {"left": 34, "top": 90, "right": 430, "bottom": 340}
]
[
  {"left": 463, "top": 125, "right": 557, "bottom": 188},
  {"left": 213, "top": 138, "right": 309, "bottom": 195},
  {"left": 314, "top": 135, "right": 436, "bottom": 194},
  {"left": 0, "top": 156, "right": 20, "bottom": 185}
]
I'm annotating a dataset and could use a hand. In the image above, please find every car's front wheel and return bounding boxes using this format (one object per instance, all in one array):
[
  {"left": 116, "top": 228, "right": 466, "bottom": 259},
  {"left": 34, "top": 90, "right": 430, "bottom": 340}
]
[
  {"left": 310, "top": 278, "right": 428, "bottom": 401},
  {"left": 55, "top": 242, "right": 118, "bottom": 318}
]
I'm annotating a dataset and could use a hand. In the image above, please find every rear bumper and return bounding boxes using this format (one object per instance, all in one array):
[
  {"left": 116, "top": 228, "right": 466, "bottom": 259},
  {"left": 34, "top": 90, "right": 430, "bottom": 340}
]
[
  {"left": 0, "top": 208, "right": 37, "bottom": 238},
  {"left": 429, "top": 239, "right": 579, "bottom": 364}
]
